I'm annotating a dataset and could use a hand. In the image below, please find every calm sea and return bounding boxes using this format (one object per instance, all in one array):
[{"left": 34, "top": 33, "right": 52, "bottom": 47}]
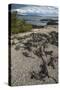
[{"left": 17, "top": 15, "right": 58, "bottom": 26}]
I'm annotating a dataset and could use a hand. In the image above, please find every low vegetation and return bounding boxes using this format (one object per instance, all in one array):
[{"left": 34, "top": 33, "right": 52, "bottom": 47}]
[{"left": 11, "top": 12, "right": 32, "bottom": 34}]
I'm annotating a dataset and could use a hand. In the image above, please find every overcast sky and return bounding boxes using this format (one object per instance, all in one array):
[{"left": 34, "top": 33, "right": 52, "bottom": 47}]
[{"left": 10, "top": 4, "right": 58, "bottom": 16}]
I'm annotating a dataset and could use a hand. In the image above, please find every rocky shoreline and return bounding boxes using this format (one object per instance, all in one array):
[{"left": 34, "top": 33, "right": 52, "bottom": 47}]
[{"left": 11, "top": 25, "right": 58, "bottom": 86}]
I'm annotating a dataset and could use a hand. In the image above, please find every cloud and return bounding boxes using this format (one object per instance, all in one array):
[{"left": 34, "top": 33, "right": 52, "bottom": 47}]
[{"left": 11, "top": 6, "right": 58, "bottom": 16}]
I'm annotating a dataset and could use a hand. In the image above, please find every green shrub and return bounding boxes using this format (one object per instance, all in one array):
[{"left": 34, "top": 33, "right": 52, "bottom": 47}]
[{"left": 11, "top": 12, "right": 32, "bottom": 34}]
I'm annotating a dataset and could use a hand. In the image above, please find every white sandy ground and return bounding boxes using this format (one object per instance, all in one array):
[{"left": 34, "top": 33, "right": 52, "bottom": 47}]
[{"left": 11, "top": 25, "right": 58, "bottom": 86}]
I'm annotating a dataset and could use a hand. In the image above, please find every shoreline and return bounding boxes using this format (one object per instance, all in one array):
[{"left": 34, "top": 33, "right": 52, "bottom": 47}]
[{"left": 11, "top": 25, "right": 58, "bottom": 40}]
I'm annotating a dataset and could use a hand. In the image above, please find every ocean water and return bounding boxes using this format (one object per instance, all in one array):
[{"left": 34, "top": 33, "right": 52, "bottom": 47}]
[{"left": 17, "top": 15, "right": 58, "bottom": 26}]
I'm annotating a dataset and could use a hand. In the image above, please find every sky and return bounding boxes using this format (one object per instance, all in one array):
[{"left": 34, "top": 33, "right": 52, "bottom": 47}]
[{"left": 10, "top": 4, "right": 58, "bottom": 16}]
